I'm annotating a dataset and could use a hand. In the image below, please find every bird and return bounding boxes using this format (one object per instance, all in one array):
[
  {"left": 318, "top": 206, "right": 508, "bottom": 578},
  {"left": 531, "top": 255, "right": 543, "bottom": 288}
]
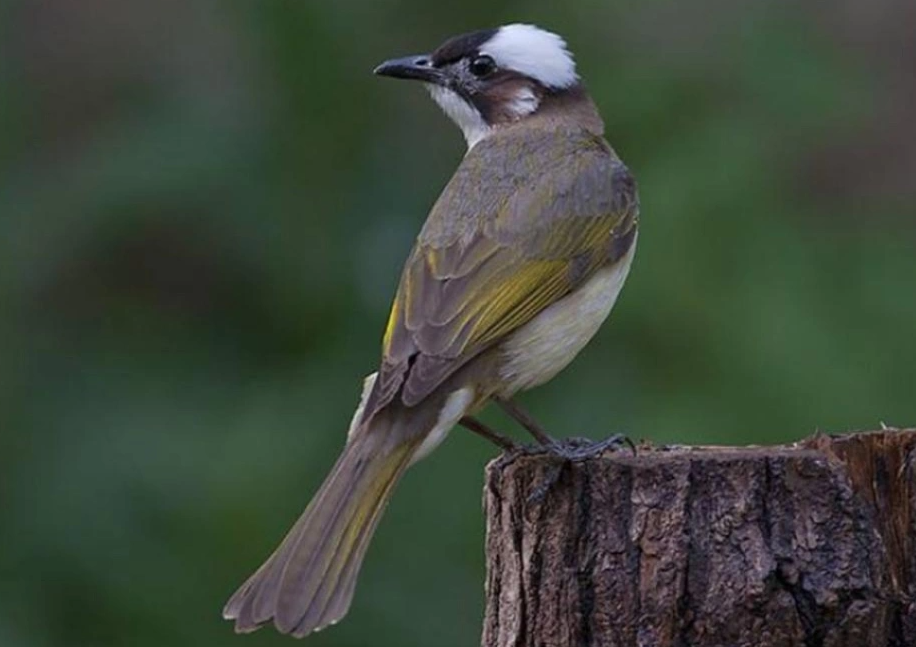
[{"left": 223, "top": 23, "right": 639, "bottom": 638}]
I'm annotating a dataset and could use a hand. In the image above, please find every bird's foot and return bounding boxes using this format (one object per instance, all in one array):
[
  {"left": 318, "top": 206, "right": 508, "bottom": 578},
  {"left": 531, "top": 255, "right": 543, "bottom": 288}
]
[
  {"left": 512, "top": 433, "right": 635, "bottom": 504},
  {"left": 544, "top": 433, "right": 635, "bottom": 461},
  {"left": 502, "top": 432, "right": 634, "bottom": 459}
]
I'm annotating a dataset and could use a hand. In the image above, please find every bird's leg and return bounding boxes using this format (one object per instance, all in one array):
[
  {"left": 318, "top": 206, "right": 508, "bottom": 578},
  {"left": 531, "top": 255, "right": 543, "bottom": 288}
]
[
  {"left": 495, "top": 397, "right": 636, "bottom": 459},
  {"left": 459, "top": 416, "right": 519, "bottom": 451},
  {"left": 486, "top": 398, "right": 636, "bottom": 505},
  {"left": 494, "top": 397, "right": 556, "bottom": 447}
]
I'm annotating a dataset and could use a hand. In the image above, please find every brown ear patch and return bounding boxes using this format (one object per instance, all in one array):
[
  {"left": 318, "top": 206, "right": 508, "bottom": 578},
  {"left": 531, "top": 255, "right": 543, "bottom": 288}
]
[{"left": 472, "top": 74, "right": 545, "bottom": 125}]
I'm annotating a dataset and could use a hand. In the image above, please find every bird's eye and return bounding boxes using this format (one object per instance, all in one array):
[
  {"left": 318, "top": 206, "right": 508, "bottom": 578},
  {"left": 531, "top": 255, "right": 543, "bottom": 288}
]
[{"left": 468, "top": 55, "right": 496, "bottom": 78}]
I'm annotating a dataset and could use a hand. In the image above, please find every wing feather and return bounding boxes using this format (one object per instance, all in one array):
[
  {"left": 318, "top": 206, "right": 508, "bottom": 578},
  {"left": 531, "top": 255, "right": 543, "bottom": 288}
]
[{"left": 365, "top": 128, "right": 638, "bottom": 416}]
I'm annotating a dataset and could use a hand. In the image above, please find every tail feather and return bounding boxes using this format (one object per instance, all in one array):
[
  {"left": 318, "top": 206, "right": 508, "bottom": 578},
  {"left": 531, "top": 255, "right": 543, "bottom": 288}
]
[
  {"left": 229, "top": 457, "right": 372, "bottom": 630},
  {"left": 279, "top": 442, "right": 410, "bottom": 635},
  {"left": 291, "top": 452, "right": 406, "bottom": 636},
  {"left": 274, "top": 456, "right": 374, "bottom": 630},
  {"left": 223, "top": 425, "right": 418, "bottom": 636}
]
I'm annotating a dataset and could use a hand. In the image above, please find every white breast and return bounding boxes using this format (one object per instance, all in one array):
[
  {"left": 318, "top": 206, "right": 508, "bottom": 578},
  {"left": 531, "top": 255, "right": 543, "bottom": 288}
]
[{"left": 497, "top": 236, "right": 637, "bottom": 396}]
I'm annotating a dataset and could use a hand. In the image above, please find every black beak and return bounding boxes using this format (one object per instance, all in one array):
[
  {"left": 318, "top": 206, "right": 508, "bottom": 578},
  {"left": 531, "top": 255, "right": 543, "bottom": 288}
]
[{"left": 373, "top": 54, "right": 443, "bottom": 84}]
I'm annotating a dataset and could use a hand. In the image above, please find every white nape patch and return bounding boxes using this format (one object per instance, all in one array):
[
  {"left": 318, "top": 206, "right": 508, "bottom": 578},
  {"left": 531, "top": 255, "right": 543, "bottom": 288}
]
[
  {"left": 410, "top": 387, "right": 474, "bottom": 464},
  {"left": 346, "top": 371, "right": 378, "bottom": 441},
  {"left": 481, "top": 24, "right": 578, "bottom": 89},
  {"left": 426, "top": 84, "right": 491, "bottom": 149},
  {"left": 508, "top": 86, "right": 540, "bottom": 118},
  {"left": 498, "top": 235, "right": 638, "bottom": 395}
]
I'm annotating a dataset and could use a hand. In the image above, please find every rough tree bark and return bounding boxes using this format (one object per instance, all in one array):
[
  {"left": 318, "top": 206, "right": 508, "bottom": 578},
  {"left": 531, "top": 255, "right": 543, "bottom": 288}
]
[{"left": 482, "top": 429, "right": 916, "bottom": 647}]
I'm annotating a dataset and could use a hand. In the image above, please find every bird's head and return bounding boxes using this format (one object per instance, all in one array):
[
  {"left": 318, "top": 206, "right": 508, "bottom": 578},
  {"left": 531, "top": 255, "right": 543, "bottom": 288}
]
[{"left": 375, "top": 24, "right": 598, "bottom": 149}]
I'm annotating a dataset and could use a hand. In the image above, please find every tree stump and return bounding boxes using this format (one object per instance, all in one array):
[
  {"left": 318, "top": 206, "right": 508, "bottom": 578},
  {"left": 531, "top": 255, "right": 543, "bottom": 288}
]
[{"left": 481, "top": 429, "right": 916, "bottom": 647}]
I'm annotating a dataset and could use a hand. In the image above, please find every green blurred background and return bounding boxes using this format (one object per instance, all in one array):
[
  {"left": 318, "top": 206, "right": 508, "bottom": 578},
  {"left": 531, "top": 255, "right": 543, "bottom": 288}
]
[{"left": 2, "top": 0, "right": 915, "bottom": 645}]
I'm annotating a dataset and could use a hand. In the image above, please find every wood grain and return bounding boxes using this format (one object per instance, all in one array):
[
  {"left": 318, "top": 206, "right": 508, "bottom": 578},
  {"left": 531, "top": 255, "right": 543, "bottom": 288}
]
[{"left": 481, "top": 429, "right": 916, "bottom": 647}]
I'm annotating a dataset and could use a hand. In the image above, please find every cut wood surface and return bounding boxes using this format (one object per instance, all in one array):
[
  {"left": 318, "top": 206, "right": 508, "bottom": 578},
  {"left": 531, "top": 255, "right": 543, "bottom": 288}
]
[{"left": 481, "top": 429, "right": 916, "bottom": 647}]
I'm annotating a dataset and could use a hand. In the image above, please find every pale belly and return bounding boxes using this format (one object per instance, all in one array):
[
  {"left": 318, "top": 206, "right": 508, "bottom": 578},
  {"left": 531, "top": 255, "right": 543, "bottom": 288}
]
[{"left": 496, "top": 236, "right": 637, "bottom": 396}]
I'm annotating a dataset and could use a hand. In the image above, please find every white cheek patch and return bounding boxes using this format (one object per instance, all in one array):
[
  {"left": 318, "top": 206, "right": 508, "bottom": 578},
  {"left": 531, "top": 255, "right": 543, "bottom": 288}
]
[
  {"left": 507, "top": 86, "right": 540, "bottom": 118},
  {"left": 425, "top": 84, "right": 492, "bottom": 149},
  {"left": 481, "top": 24, "right": 578, "bottom": 90}
]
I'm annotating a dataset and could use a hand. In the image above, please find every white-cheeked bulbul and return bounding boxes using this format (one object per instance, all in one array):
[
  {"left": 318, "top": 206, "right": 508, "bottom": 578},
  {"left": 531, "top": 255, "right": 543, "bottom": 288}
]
[{"left": 224, "top": 23, "right": 639, "bottom": 638}]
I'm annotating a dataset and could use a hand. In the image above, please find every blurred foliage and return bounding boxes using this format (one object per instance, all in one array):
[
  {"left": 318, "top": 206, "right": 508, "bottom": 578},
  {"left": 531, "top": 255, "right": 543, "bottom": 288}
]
[{"left": 1, "top": 0, "right": 915, "bottom": 646}]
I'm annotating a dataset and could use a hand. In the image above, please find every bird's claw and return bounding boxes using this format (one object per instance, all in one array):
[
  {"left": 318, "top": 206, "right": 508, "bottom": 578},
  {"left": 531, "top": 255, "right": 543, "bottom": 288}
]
[
  {"left": 508, "top": 433, "right": 635, "bottom": 504},
  {"left": 520, "top": 433, "right": 634, "bottom": 461},
  {"left": 552, "top": 433, "right": 635, "bottom": 460}
]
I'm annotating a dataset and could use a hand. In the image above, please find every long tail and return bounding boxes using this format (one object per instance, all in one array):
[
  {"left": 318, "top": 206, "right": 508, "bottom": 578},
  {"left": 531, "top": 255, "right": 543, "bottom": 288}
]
[{"left": 223, "top": 414, "right": 420, "bottom": 637}]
